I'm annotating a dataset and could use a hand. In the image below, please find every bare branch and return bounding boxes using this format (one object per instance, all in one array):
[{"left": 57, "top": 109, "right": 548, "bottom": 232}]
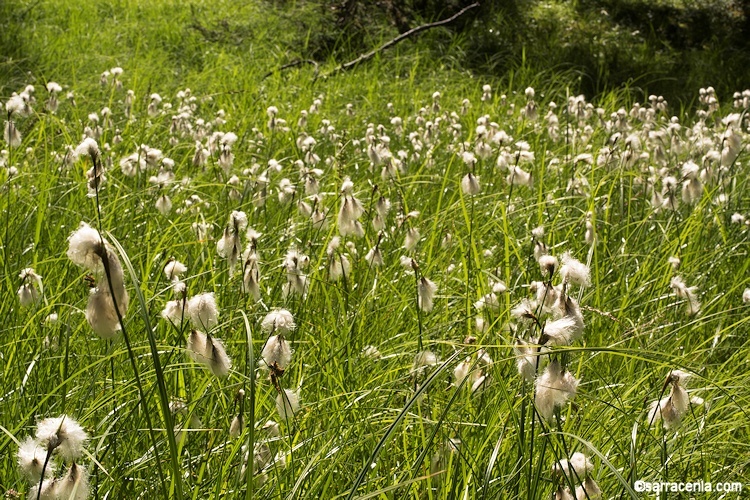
[
  {"left": 262, "top": 59, "right": 320, "bottom": 81},
  {"left": 320, "top": 2, "right": 480, "bottom": 79}
]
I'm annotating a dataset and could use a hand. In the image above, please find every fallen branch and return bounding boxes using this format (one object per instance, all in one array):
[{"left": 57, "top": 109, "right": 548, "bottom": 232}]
[
  {"left": 262, "top": 59, "right": 320, "bottom": 81},
  {"left": 582, "top": 305, "right": 620, "bottom": 324},
  {"left": 319, "top": 2, "right": 480, "bottom": 80}
]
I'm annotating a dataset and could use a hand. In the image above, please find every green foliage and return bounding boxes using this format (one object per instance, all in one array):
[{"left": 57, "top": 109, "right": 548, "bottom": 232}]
[{"left": 1, "top": 0, "right": 750, "bottom": 499}]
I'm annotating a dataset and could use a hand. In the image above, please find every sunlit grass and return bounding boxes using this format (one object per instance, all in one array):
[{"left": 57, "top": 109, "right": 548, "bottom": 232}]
[{"left": 1, "top": 1, "right": 750, "bottom": 499}]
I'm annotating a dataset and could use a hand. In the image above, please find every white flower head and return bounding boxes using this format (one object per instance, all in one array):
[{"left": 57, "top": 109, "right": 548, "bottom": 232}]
[
  {"left": 35, "top": 415, "right": 89, "bottom": 461},
  {"left": 261, "top": 335, "right": 293, "bottom": 372},
  {"left": 538, "top": 254, "right": 559, "bottom": 277},
  {"left": 75, "top": 137, "right": 100, "bottom": 162},
  {"left": 187, "top": 329, "right": 232, "bottom": 377},
  {"left": 461, "top": 172, "right": 481, "bottom": 195},
  {"left": 275, "top": 389, "right": 301, "bottom": 422},
  {"left": 17, "top": 267, "right": 43, "bottom": 307},
  {"left": 86, "top": 286, "right": 126, "bottom": 338},
  {"left": 164, "top": 259, "right": 187, "bottom": 281},
  {"left": 187, "top": 292, "right": 219, "bottom": 330},
  {"left": 670, "top": 276, "right": 700, "bottom": 316},
  {"left": 552, "top": 452, "right": 593, "bottom": 480},
  {"left": 17, "top": 437, "right": 55, "bottom": 482},
  {"left": 418, "top": 277, "right": 437, "bottom": 313},
  {"left": 161, "top": 299, "right": 189, "bottom": 324},
  {"left": 404, "top": 227, "right": 421, "bottom": 251},
  {"left": 261, "top": 309, "right": 295, "bottom": 335},
  {"left": 56, "top": 462, "right": 90, "bottom": 500},
  {"left": 67, "top": 222, "right": 106, "bottom": 272},
  {"left": 535, "top": 361, "right": 579, "bottom": 421},
  {"left": 5, "top": 95, "right": 25, "bottom": 115},
  {"left": 560, "top": 252, "right": 591, "bottom": 287},
  {"left": 647, "top": 369, "right": 693, "bottom": 430}
]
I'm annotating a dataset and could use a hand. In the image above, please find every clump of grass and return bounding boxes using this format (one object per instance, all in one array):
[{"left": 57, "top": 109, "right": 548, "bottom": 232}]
[{"left": 1, "top": 3, "right": 749, "bottom": 499}]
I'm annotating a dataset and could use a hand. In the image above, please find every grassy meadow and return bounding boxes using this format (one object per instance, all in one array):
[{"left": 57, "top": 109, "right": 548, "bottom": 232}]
[{"left": 1, "top": 0, "right": 750, "bottom": 498}]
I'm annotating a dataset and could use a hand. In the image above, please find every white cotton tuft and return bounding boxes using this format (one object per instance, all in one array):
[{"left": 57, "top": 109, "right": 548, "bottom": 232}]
[
  {"left": 67, "top": 222, "right": 106, "bottom": 272},
  {"left": 164, "top": 259, "right": 187, "bottom": 281},
  {"left": 575, "top": 477, "right": 601, "bottom": 500},
  {"left": 275, "top": 389, "right": 301, "bottom": 422},
  {"left": 261, "top": 309, "right": 295, "bottom": 334},
  {"left": 404, "top": 227, "right": 420, "bottom": 251},
  {"left": 187, "top": 329, "right": 232, "bottom": 377},
  {"left": 461, "top": 173, "right": 481, "bottom": 195},
  {"left": 261, "top": 335, "right": 292, "bottom": 372},
  {"left": 35, "top": 415, "right": 89, "bottom": 462},
  {"left": 17, "top": 437, "right": 54, "bottom": 482},
  {"left": 56, "top": 462, "right": 90, "bottom": 500},
  {"left": 17, "top": 268, "right": 43, "bottom": 307},
  {"left": 542, "top": 316, "right": 581, "bottom": 346},
  {"left": 647, "top": 369, "right": 693, "bottom": 430},
  {"left": 187, "top": 292, "right": 219, "bottom": 330},
  {"left": 418, "top": 277, "right": 437, "bottom": 312},
  {"left": 670, "top": 276, "right": 700, "bottom": 316},
  {"left": 155, "top": 194, "right": 172, "bottom": 215},
  {"left": 538, "top": 254, "right": 558, "bottom": 277},
  {"left": 560, "top": 252, "right": 591, "bottom": 287},
  {"left": 86, "top": 286, "right": 125, "bottom": 339},
  {"left": 514, "top": 339, "right": 541, "bottom": 383},
  {"left": 161, "top": 299, "right": 189, "bottom": 324},
  {"left": 553, "top": 452, "right": 593, "bottom": 480},
  {"left": 535, "top": 361, "right": 579, "bottom": 421}
]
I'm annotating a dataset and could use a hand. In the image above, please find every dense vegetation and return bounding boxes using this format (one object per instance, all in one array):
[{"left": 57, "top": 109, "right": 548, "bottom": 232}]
[{"left": 1, "top": 0, "right": 749, "bottom": 498}]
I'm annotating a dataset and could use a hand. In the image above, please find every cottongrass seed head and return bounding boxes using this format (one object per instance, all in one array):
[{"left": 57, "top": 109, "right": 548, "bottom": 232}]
[
  {"left": 261, "top": 308, "right": 295, "bottom": 335},
  {"left": 187, "top": 329, "right": 232, "bottom": 377},
  {"left": 187, "top": 292, "right": 219, "bottom": 330},
  {"left": 34, "top": 415, "right": 89, "bottom": 461},
  {"left": 418, "top": 277, "right": 437, "bottom": 312},
  {"left": 535, "top": 360, "right": 579, "bottom": 421},
  {"left": 276, "top": 389, "right": 301, "bottom": 422},
  {"left": 17, "top": 437, "right": 55, "bottom": 482}
]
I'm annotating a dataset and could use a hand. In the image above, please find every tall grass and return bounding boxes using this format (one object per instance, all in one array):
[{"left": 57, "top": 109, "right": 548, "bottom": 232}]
[{"left": 1, "top": 0, "right": 749, "bottom": 498}]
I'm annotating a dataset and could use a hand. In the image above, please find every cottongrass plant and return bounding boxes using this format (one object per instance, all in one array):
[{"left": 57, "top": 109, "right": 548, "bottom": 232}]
[
  {"left": 17, "top": 415, "right": 90, "bottom": 500},
  {"left": 3, "top": 56, "right": 750, "bottom": 500}
]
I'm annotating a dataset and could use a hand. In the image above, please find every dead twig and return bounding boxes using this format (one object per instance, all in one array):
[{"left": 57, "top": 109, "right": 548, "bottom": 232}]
[
  {"left": 262, "top": 59, "right": 320, "bottom": 81},
  {"left": 319, "top": 2, "right": 480, "bottom": 80},
  {"left": 582, "top": 305, "right": 621, "bottom": 324}
]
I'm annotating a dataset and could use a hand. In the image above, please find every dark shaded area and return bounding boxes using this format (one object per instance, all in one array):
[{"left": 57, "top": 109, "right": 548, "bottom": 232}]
[
  {"left": 294, "top": 0, "right": 750, "bottom": 103},
  {"left": 2, "top": 0, "right": 749, "bottom": 105},
  {"left": 0, "top": 0, "right": 39, "bottom": 93}
]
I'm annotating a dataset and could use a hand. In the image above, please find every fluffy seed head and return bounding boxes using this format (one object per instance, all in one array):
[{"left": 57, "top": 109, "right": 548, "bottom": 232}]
[
  {"left": 535, "top": 361, "right": 579, "bottom": 421},
  {"left": 275, "top": 389, "right": 301, "bottom": 422},
  {"left": 164, "top": 259, "right": 187, "bottom": 281},
  {"left": 17, "top": 437, "right": 55, "bottom": 482},
  {"left": 560, "top": 252, "right": 591, "bottom": 287},
  {"left": 67, "top": 222, "right": 106, "bottom": 272},
  {"left": 56, "top": 462, "right": 90, "bottom": 500},
  {"left": 418, "top": 277, "right": 437, "bottom": 312},
  {"left": 187, "top": 330, "right": 232, "bottom": 377},
  {"left": 187, "top": 292, "right": 219, "bottom": 330},
  {"left": 262, "top": 335, "right": 292, "bottom": 372},
  {"left": 35, "top": 415, "right": 89, "bottom": 461},
  {"left": 261, "top": 309, "right": 295, "bottom": 335},
  {"left": 552, "top": 452, "right": 593, "bottom": 480}
]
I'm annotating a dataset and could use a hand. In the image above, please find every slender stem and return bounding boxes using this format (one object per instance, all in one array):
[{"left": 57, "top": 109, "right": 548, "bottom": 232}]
[
  {"left": 89, "top": 151, "right": 170, "bottom": 499},
  {"left": 467, "top": 195, "right": 474, "bottom": 338},
  {"left": 36, "top": 447, "right": 54, "bottom": 500},
  {"left": 414, "top": 266, "right": 423, "bottom": 353}
]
